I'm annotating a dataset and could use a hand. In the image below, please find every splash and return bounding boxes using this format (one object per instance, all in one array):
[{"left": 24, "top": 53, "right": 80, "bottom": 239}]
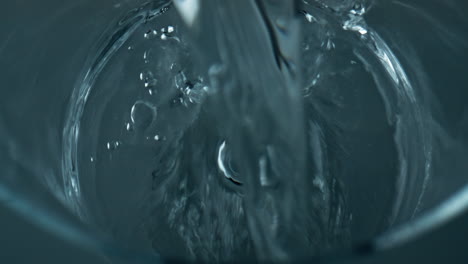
[{"left": 58, "top": 0, "right": 433, "bottom": 260}]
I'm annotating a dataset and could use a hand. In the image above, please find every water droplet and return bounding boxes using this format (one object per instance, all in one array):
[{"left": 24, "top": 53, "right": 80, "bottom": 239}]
[
  {"left": 128, "top": 46, "right": 134, "bottom": 51},
  {"left": 168, "top": 26, "right": 174, "bottom": 33},
  {"left": 130, "top": 101, "right": 157, "bottom": 130},
  {"left": 90, "top": 156, "right": 95, "bottom": 162},
  {"left": 161, "top": 33, "right": 168, "bottom": 40},
  {"left": 154, "top": 135, "right": 160, "bottom": 141}
]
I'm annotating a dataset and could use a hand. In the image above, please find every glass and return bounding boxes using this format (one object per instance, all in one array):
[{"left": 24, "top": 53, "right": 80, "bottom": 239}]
[{"left": 1, "top": 0, "right": 467, "bottom": 262}]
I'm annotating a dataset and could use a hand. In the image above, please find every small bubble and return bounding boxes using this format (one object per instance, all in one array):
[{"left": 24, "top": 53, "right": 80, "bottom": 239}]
[
  {"left": 143, "top": 50, "right": 152, "bottom": 64},
  {"left": 167, "top": 26, "right": 174, "bottom": 33},
  {"left": 144, "top": 29, "right": 157, "bottom": 39},
  {"left": 154, "top": 135, "right": 160, "bottom": 141},
  {"left": 304, "top": 12, "right": 316, "bottom": 23},
  {"left": 126, "top": 122, "right": 132, "bottom": 131},
  {"left": 128, "top": 46, "right": 134, "bottom": 51},
  {"left": 342, "top": 20, "right": 368, "bottom": 35},
  {"left": 161, "top": 33, "right": 168, "bottom": 40},
  {"left": 90, "top": 156, "right": 95, "bottom": 162},
  {"left": 140, "top": 70, "right": 158, "bottom": 88},
  {"left": 275, "top": 18, "right": 288, "bottom": 32},
  {"left": 350, "top": 4, "right": 366, "bottom": 16},
  {"left": 106, "top": 141, "right": 121, "bottom": 150},
  {"left": 325, "top": 39, "right": 335, "bottom": 50},
  {"left": 145, "top": 79, "right": 157, "bottom": 88},
  {"left": 71, "top": 178, "right": 78, "bottom": 192}
]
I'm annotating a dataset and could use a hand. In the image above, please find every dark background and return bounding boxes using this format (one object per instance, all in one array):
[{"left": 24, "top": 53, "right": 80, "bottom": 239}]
[{"left": 1, "top": 199, "right": 468, "bottom": 263}]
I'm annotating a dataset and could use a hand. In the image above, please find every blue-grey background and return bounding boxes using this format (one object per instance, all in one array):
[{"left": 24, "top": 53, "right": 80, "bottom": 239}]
[{"left": 1, "top": 0, "right": 468, "bottom": 263}]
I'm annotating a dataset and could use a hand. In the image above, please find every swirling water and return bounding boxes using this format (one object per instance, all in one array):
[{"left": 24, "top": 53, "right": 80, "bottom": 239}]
[{"left": 1, "top": 0, "right": 468, "bottom": 263}]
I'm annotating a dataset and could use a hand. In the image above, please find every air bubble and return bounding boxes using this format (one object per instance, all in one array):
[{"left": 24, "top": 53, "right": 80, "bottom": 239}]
[
  {"left": 324, "top": 39, "right": 335, "bottom": 50},
  {"left": 144, "top": 29, "right": 158, "bottom": 39},
  {"left": 130, "top": 101, "right": 157, "bottom": 130},
  {"left": 304, "top": 12, "right": 316, "bottom": 23},
  {"left": 125, "top": 122, "right": 132, "bottom": 131},
  {"left": 350, "top": 4, "right": 366, "bottom": 16},
  {"left": 71, "top": 177, "right": 78, "bottom": 193},
  {"left": 139, "top": 70, "right": 158, "bottom": 88},
  {"left": 342, "top": 19, "right": 368, "bottom": 35},
  {"left": 106, "top": 141, "right": 122, "bottom": 150}
]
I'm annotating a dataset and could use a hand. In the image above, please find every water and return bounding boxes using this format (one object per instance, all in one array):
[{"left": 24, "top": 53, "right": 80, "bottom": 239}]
[{"left": 1, "top": 0, "right": 468, "bottom": 263}]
